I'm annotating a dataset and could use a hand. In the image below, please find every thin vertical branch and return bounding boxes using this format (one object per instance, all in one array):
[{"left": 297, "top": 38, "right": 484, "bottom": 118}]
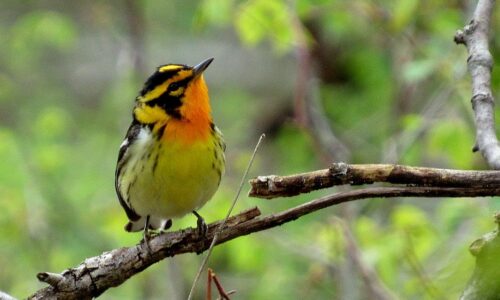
[
  {"left": 291, "top": 11, "right": 310, "bottom": 127},
  {"left": 454, "top": 0, "right": 500, "bottom": 169},
  {"left": 336, "top": 218, "right": 396, "bottom": 300},
  {"left": 124, "top": 0, "right": 146, "bottom": 76},
  {"left": 290, "top": 13, "right": 350, "bottom": 163},
  {"left": 403, "top": 232, "right": 443, "bottom": 299}
]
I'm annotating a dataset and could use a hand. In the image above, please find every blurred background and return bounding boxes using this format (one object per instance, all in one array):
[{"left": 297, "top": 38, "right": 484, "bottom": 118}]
[{"left": 1, "top": 0, "right": 499, "bottom": 299}]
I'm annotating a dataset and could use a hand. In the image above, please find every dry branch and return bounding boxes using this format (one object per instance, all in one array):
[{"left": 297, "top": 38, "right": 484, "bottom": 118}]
[
  {"left": 454, "top": 0, "right": 500, "bottom": 169},
  {"left": 249, "top": 163, "right": 500, "bottom": 199},
  {"left": 28, "top": 178, "right": 500, "bottom": 298},
  {"left": 29, "top": 208, "right": 260, "bottom": 300}
]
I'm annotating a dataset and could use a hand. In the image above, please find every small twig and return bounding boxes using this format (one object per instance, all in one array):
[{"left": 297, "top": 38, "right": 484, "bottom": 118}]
[
  {"left": 454, "top": 0, "right": 500, "bottom": 169},
  {"left": 36, "top": 272, "right": 64, "bottom": 287},
  {"left": 291, "top": 12, "right": 310, "bottom": 127},
  {"left": 124, "top": 0, "right": 146, "bottom": 76},
  {"left": 187, "top": 134, "right": 265, "bottom": 300},
  {"left": 335, "top": 218, "right": 396, "bottom": 300},
  {"left": 208, "top": 269, "right": 233, "bottom": 300},
  {"left": 207, "top": 269, "right": 212, "bottom": 300},
  {"left": 249, "top": 163, "right": 500, "bottom": 199},
  {"left": 290, "top": 11, "right": 350, "bottom": 163},
  {"left": 403, "top": 232, "right": 443, "bottom": 299}
]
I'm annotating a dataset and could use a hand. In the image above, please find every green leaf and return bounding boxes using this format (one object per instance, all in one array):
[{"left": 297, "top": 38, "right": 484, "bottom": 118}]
[{"left": 235, "top": 0, "right": 294, "bottom": 53}]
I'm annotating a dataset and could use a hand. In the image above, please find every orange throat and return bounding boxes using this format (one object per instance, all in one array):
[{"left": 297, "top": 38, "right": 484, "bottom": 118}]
[{"left": 163, "top": 76, "right": 213, "bottom": 144}]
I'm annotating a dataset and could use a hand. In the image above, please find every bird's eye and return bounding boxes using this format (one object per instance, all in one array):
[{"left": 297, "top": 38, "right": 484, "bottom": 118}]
[{"left": 168, "top": 82, "right": 180, "bottom": 91}]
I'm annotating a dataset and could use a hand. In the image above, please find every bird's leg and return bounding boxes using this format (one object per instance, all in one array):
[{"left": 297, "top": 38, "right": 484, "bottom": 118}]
[
  {"left": 142, "top": 215, "right": 152, "bottom": 252},
  {"left": 192, "top": 210, "right": 207, "bottom": 237}
]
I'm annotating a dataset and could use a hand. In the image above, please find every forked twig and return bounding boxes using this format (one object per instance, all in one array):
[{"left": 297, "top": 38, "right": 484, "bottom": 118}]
[{"left": 207, "top": 268, "right": 235, "bottom": 300}]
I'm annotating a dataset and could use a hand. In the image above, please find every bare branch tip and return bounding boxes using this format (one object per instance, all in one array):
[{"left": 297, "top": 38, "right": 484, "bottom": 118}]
[
  {"left": 229, "top": 206, "right": 261, "bottom": 225},
  {"left": 454, "top": 30, "right": 465, "bottom": 44},
  {"left": 36, "top": 272, "right": 64, "bottom": 287}
]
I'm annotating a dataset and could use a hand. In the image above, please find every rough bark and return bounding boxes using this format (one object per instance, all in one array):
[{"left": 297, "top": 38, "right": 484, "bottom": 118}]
[{"left": 249, "top": 163, "right": 500, "bottom": 199}]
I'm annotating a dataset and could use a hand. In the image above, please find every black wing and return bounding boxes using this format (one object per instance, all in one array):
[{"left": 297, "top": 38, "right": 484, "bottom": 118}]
[{"left": 115, "top": 121, "right": 142, "bottom": 222}]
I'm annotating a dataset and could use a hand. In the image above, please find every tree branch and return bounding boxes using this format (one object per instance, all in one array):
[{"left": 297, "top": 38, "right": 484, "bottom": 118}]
[
  {"left": 28, "top": 208, "right": 260, "bottom": 300},
  {"left": 249, "top": 163, "right": 500, "bottom": 199},
  {"left": 454, "top": 0, "right": 500, "bottom": 169},
  {"left": 28, "top": 179, "right": 500, "bottom": 298}
]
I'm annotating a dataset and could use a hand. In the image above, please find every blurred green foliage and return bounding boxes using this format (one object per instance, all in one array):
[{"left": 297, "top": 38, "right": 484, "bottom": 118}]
[{"left": 0, "top": 0, "right": 499, "bottom": 299}]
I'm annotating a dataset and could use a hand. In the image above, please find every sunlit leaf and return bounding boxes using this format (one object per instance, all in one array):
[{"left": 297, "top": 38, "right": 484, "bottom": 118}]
[{"left": 235, "top": 0, "right": 294, "bottom": 53}]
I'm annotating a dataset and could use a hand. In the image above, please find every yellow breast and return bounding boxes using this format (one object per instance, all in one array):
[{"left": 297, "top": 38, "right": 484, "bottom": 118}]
[{"left": 125, "top": 125, "right": 225, "bottom": 219}]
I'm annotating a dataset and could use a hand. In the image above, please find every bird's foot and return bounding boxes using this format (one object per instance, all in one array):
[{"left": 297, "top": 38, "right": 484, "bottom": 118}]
[{"left": 192, "top": 211, "right": 208, "bottom": 237}]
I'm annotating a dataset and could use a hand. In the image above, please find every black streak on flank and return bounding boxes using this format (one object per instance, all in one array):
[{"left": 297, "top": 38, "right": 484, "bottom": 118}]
[
  {"left": 213, "top": 148, "right": 218, "bottom": 161},
  {"left": 156, "top": 124, "right": 167, "bottom": 139},
  {"left": 152, "top": 152, "right": 160, "bottom": 174},
  {"left": 215, "top": 168, "right": 222, "bottom": 185}
]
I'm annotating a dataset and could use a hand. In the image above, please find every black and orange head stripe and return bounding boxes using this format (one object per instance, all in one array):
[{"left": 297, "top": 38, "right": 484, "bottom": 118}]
[{"left": 140, "top": 64, "right": 190, "bottom": 96}]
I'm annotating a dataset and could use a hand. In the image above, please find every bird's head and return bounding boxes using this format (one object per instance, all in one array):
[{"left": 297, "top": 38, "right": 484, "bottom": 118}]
[{"left": 133, "top": 58, "right": 214, "bottom": 127}]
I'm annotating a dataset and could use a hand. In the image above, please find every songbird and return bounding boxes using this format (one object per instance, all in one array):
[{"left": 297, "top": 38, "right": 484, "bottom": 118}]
[{"left": 115, "top": 58, "right": 225, "bottom": 240}]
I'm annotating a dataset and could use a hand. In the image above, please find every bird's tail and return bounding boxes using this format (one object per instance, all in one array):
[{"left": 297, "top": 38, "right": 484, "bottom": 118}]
[{"left": 124, "top": 216, "right": 171, "bottom": 232}]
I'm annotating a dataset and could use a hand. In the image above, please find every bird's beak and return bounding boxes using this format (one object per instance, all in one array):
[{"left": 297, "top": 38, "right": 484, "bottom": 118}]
[{"left": 193, "top": 57, "right": 214, "bottom": 78}]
